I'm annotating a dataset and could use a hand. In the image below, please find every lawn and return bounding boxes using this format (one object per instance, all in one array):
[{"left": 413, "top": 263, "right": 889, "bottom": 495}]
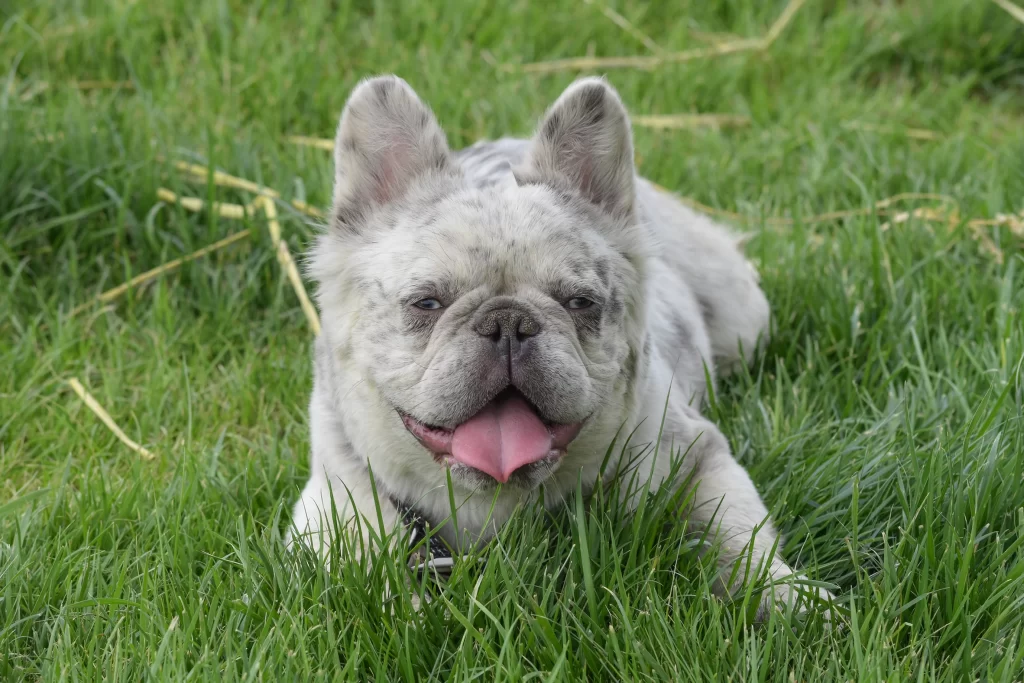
[{"left": 3, "top": 0, "right": 1024, "bottom": 679}]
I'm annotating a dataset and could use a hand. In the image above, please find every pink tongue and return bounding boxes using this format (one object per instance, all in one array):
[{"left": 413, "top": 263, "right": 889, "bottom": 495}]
[{"left": 450, "top": 394, "right": 553, "bottom": 483}]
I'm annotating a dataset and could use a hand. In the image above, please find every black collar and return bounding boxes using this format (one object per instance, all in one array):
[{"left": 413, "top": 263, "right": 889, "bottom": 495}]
[{"left": 389, "top": 495, "right": 455, "bottom": 567}]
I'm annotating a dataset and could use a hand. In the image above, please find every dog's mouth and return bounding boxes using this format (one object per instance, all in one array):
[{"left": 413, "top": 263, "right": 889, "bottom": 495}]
[{"left": 399, "top": 388, "right": 583, "bottom": 484}]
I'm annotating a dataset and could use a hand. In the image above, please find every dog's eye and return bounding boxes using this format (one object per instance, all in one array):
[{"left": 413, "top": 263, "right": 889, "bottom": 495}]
[
  {"left": 566, "top": 297, "right": 594, "bottom": 311},
  {"left": 413, "top": 298, "right": 444, "bottom": 311}
]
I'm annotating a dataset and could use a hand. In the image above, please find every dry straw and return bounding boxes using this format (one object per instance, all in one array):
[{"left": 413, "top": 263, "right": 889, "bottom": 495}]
[
  {"left": 841, "top": 121, "right": 941, "bottom": 141},
  {"left": 287, "top": 114, "right": 748, "bottom": 143},
  {"left": 654, "top": 184, "right": 1021, "bottom": 264},
  {"left": 583, "top": 0, "right": 665, "bottom": 55},
  {"left": 67, "top": 378, "right": 156, "bottom": 460},
  {"left": 157, "top": 180, "right": 322, "bottom": 335},
  {"left": 71, "top": 80, "right": 134, "bottom": 90},
  {"left": 62, "top": 144, "right": 1019, "bottom": 461},
  {"left": 632, "top": 113, "right": 750, "bottom": 130},
  {"left": 41, "top": 19, "right": 95, "bottom": 40},
  {"left": 157, "top": 188, "right": 255, "bottom": 218},
  {"left": 72, "top": 170, "right": 323, "bottom": 330},
  {"left": 258, "top": 197, "right": 322, "bottom": 335},
  {"left": 286, "top": 135, "right": 335, "bottom": 151},
  {"left": 174, "top": 161, "right": 324, "bottom": 218},
  {"left": 70, "top": 225, "right": 253, "bottom": 316},
  {"left": 55, "top": 0, "right": 1021, "bottom": 465},
  {"left": 290, "top": 113, "right": 746, "bottom": 142},
  {"left": 283, "top": 135, "right": 1014, "bottom": 262},
  {"left": 156, "top": 170, "right": 322, "bottom": 334},
  {"left": 992, "top": 0, "right": 1024, "bottom": 25},
  {"left": 503, "top": 0, "right": 806, "bottom": 73}
]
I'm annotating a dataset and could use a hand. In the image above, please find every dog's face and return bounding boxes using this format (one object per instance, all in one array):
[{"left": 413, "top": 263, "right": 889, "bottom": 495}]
[{"left": 311, "top": 77, "right": 648, "bottom": 494}]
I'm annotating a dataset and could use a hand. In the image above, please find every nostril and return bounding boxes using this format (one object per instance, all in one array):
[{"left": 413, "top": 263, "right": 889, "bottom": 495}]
[
  {"left": 474, "top": 306, "right": 540, "bottom": 343},
  {"left": 517, "top": 316, "right": 539, "bottom": 339}
]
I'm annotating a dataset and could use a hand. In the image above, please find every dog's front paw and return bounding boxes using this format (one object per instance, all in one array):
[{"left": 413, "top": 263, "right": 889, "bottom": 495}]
[{"left": 755, "top": 580, "right": 841, "bottom": 626}]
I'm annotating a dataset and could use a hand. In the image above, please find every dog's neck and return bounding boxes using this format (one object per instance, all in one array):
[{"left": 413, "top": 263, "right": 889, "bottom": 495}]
[{"left": 388, "top": 494, "right": 454, "bottom": 560}]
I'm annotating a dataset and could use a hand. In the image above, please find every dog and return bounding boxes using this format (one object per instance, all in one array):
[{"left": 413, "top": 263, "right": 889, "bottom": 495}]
[{"left": 288, "top": 75, "right": 833, "bottom": 618}]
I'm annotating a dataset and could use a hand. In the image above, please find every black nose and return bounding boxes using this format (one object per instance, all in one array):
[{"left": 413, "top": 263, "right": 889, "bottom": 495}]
[{"left": 474, "top": 306, "right": 540, "bottom": 366}]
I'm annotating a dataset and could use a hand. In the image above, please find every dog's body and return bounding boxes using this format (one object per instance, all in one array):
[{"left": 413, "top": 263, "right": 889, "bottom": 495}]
[{"left": 290, "top": 76, "right": 829, "bottom": 616}]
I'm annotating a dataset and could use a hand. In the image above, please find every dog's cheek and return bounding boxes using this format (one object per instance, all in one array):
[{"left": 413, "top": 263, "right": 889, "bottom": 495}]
[
  {"left": 617, "top": 346, "right": 637, "bottom": 392},
  {"left": 364, "top": 317, "right": 400, "bottom": 358}
]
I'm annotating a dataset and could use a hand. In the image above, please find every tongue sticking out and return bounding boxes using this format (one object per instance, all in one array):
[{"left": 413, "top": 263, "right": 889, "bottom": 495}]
[{"left": 450, "top": 394, "right": 554, "bottom": 483}]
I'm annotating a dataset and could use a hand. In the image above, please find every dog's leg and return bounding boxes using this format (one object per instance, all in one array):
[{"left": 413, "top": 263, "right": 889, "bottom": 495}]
[
  {"left": 287, "top": 387, "right": 400, "bottom": 562},
  {"left": 639, "top": 405, "right": 834, "bottom": 619}
]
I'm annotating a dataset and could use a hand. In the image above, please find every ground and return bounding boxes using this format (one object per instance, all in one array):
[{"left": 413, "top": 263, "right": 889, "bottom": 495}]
[{"left": 2, "top": 0, "right": 1024, "bottom": 680}]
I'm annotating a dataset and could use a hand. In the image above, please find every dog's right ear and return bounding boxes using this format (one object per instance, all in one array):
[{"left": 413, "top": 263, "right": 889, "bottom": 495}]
[
  {"left": 331, "top": 76, "right": 453, "bottom": 231},
  {"left": 519, "top": 78, "right": 636, "bottom": 220}
]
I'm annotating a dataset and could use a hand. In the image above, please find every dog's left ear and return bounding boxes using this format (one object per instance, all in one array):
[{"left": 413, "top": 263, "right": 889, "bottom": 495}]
[
  {"left": 520, "top": 78, "right": 635, "bottom": 219},
  {"left": 331, "top": 75, "right": 453, "bottom": 231}
]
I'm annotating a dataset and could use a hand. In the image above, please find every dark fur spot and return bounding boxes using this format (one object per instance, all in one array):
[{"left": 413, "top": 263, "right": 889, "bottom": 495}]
[
  {"left": 464, "top": 195, "right": 485, "bottom": 210},
  {"left": 671, "top": 316, "right": 695, "bottom": 352},
  {"left": 553, "top": 187, "right": 580, "bottom": 207},
  {"left": 594, "top": 258, "right": 609, "bottom": 285},
  {"left": 697, "top": 295, "right": 715, "bottom": 327},
  {"left": 334, "top": 205, "right": 363, "bottom": 234},
  {"left": 571, "top": 308, "right": 602, "bottom": 338},
  {"left": 373, "top": 78, "right": 395, "bottom": 103},
  {"left": 578, "top": 84, "right": 606, "bottom": 124},
  {"left": 419, "top": 207, "right": 441, "bottom": 227},
  {"left": 543, "top": 112, "right": 562, "bottom": 140},
  {"left": 541, "top": 230, "right": 579, "bottom": 253},
  {"left": 622, "top": 347, "right": 637, "bottom": 385},
  {"left": 606, "top": 286, "right": 623, "bottom": 321}
]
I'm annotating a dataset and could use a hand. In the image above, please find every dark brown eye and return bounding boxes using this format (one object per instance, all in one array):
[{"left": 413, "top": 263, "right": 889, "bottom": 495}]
[
  {"left": 566, "top": 297, "right": 594, "bottom": 311},
  {"left": 413, "top": 298, "right": 444, "bottom": 311}
]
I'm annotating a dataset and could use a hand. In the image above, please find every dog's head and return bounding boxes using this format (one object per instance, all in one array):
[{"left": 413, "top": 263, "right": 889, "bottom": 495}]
[{"left": 311, "top": 76, "right": 648, "bottom": 495}]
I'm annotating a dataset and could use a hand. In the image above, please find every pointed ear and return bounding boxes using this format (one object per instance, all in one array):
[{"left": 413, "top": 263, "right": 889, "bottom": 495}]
[
  {"left": 519, "top": 78, "right": 636, "bottom": 219},
  {"left": 331, "top": 76, "right": 453, "bottom": 230}
]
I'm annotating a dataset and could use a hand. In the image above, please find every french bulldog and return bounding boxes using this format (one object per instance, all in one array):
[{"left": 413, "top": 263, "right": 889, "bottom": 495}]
[{"left": 288, "top": 75, "right": 832, "bottom": 618}]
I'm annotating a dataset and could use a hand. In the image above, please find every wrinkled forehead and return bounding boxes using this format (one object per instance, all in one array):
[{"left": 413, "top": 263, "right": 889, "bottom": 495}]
[{"left": 365, "top": 186, "right": 613, "bottom": 295}]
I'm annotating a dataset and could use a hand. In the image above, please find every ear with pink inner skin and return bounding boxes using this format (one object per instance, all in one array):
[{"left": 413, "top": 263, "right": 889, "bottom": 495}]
[
  {"left": 519, "top": 77, "right": 636, "bottom": 220},
  {"left": 331, "top": 75, "right": 454, "bottom": 231}
]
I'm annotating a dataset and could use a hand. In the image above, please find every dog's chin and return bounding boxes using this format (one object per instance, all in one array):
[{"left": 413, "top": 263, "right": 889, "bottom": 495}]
[{"left": 397, "top": 387, "right": 584, "bottom": 488}]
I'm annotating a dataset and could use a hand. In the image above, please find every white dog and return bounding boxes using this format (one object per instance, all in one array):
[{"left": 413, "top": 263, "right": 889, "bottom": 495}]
[{"left": 289, "top": 75, "right": 832, "bottom": 618}]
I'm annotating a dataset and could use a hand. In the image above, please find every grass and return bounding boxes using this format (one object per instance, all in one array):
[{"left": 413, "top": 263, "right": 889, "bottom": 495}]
[{"left": 2, "top": 0, "right": 1024, "bottom": 679}]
